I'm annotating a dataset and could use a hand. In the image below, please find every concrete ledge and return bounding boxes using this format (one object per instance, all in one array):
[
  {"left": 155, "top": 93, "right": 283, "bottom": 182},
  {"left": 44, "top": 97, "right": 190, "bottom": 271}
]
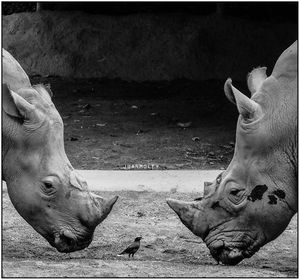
[
  {"left": 77, "top": 170, "right": 222, "bottom": 193},
  {"left": 2, "top": 170, "right": 222, "bottom": 193}
]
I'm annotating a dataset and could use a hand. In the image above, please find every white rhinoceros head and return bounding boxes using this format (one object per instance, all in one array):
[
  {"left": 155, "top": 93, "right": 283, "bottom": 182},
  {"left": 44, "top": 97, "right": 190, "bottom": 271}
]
[
  {"left": 2, "top": 49, "right": 118, "bottom": 253},
  {"left": 167, "top": 41, "right": 297, "bottom": 265}
]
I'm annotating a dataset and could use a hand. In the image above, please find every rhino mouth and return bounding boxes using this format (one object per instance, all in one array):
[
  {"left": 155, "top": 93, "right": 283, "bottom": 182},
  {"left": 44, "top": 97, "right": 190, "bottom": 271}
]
[
  {"left": 209, "top": 242, "right": 252, "bottom": 265},
  {"left": 206, "top": 232, "right": 258, "bottom": 265},
  {"left": 50, "top": 229, "right": 93, "bottom": 253}
]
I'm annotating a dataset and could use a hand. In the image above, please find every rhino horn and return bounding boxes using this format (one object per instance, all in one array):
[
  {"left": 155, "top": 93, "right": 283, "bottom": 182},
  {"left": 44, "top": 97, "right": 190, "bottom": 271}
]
[
  {"left": 224, "top": 78, "right": 262, "bottom": 120},
  {"left": 166, "top": 198, "right": 208, "bottom": 239},
  {"left": 204, "top": 181, "right": 213, "bottom": 196},
  {"left": 92, "top": 194, "right": 119, "bottom": 223}
]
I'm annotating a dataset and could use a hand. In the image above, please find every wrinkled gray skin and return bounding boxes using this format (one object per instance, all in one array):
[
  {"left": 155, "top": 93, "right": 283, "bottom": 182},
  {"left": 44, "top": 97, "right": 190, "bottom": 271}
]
[
  {"left": 2, "top": 49, "right": 118, "bottom": 253},
  {"left": 167, "top": 41, "right": 297, "bottom": 265}
]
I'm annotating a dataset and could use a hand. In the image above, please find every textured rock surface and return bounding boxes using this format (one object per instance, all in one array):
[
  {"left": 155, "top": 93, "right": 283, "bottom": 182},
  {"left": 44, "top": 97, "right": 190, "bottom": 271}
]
[{"left": 3, "top": 11, "right": 297, "bottom": 81}]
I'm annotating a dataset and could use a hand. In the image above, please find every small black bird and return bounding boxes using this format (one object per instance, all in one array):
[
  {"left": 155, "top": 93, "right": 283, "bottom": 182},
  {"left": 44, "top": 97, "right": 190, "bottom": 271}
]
[{"left": 118, "top": 237, "right": 142, "bottom": 258}]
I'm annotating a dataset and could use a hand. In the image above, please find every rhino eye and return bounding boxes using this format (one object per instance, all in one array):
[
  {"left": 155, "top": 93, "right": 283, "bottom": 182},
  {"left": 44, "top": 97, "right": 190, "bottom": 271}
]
[
  {"left": 41, "top": 181, "right": 57, "bottom": 196},
  {"left": 44, "top": 182, "right": 53, "bottom": 189},
  {"left": 230, "top": 189, "right": 242, "bottom": 196},
  {"left": 228, "top": 188, "right": 246, "bottom": 205}
]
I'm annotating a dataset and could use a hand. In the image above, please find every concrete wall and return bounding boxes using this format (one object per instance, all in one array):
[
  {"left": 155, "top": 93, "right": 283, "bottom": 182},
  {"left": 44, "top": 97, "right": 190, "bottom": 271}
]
[{"left": 3, "top": 11, "right": 297, "bottom": 81}]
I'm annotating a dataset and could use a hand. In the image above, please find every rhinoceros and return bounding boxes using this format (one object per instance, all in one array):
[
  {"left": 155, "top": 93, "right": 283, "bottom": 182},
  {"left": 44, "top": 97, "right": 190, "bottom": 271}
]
[
  {"left": 167, "top": 41, "right": 297, "bottom": 265},
  {"left": 2, "top": 49, "right": 118, "bottom": 253}
]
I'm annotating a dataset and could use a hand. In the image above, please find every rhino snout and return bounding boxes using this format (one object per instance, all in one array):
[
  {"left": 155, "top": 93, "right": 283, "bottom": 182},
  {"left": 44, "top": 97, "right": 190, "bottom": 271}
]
[
  {"left": 209, "top": 240, "right": 245, "bottom": 265},
  {"left": 53, "top": 229, "right": 92, "bottom": 253},
  {"left": 219, "top": 248, "right": 244, "bottom": 266},
  {"left": 208, "top": 237, "right": 257, "bottom": 266}
]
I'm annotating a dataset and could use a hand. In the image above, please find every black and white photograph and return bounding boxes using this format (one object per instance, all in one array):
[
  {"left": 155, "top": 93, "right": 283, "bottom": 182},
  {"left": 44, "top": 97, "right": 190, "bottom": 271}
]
[{"left": 1, "top": 1, "right": 298, "bottom": 277}]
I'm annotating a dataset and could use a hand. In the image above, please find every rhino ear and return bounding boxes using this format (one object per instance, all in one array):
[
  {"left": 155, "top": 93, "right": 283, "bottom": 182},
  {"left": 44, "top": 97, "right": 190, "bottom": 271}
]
[
  {"left": 2, "top": 83, "right": 34, "bottom": 119},
  {"left": 247, "top": 67, "right": 267, "bottom": 95},
  {"left": 224, "top": 78, "right": 236, "bottom": 105},
  {"left": 224, "top": 78, "right": 261, "bottom": 120}
]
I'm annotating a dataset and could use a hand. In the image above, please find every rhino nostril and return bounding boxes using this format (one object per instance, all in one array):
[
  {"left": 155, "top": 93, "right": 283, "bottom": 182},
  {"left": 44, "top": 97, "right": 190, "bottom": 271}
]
[
  {"left": 54, "top": 230, "right": 76, "bottom": 251},
  {"left": 54, "top": 233, "right": 61, "bottom": 246},
  {"left": 218, "top": 248, "right": 244, "bottom": 265},
  {"left": 61, "top": 230, "right": 76, "bottom": 246},
  {"left": 62, "top": 235, "right": 75, "bottom": 247}
]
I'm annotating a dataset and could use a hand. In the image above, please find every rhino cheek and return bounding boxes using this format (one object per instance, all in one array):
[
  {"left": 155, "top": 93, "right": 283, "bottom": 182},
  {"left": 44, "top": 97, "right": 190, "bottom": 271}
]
[
  {"left": 244, "top": 191, "right": 291, "bottom": 243},
  {"left": 6, "top": 174, "right": 65, "bottom": 241},
  {"left": 8, "top": 187, "right": 52, "bottom": 238},
  {"left": 6, "top": 177, "right": 37, "bottom": 214}
]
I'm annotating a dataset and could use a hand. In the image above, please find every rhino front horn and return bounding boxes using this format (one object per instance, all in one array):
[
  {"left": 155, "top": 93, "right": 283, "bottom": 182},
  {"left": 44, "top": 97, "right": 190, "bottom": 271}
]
[
  {"left": 94, "top": 195, "right": 119, "bottom": 223},
  {"left": 102, "top": 195, "right": 119, "bottom": 217},
  {"left": 166, "top": 198, "right": 209, "bottom": 239}
]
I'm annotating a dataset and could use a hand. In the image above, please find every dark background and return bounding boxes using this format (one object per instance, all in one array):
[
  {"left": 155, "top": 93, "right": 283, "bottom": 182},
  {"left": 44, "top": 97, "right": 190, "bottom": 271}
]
[
  {"left": 2, "top": 1, "right": 298, "bottom": 81},
  {"left": 2, "top": 1, "right": 298, "bottom": 23}
]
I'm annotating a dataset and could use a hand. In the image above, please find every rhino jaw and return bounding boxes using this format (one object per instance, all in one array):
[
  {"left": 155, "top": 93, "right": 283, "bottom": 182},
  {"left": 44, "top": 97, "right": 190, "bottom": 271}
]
[{"left": 166, "top": 198, "right": 208, "bottom": 239}]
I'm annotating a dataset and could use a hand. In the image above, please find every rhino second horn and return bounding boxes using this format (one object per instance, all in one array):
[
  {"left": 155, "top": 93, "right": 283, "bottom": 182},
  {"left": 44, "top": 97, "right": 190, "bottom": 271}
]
[
  {"left": 166, "top": 198, "right": 208, "bottom": 239},
  {"left": 204, "top": 181, "right": 213, "bottom": 196}
]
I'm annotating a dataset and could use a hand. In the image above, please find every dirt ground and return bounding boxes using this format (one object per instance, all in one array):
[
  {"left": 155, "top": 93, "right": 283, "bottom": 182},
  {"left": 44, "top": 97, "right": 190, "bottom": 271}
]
[
  {"left": 31, "top": 77, "right": 240, "bottom": 170},
  {"left": 2, "top": 190, "right": 297, "bottom": 277}
]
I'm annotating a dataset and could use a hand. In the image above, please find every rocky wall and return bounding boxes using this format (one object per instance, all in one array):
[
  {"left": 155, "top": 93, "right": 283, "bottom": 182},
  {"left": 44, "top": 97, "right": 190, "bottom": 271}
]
[{"left": 3, "top": 11, "right": 297, "bottom": 81}]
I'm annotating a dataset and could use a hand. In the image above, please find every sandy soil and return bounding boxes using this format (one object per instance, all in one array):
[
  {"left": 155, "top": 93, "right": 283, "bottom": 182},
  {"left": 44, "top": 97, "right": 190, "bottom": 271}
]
[{"left": 2, "top": 190, "right": 297, "bottom": 277}]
